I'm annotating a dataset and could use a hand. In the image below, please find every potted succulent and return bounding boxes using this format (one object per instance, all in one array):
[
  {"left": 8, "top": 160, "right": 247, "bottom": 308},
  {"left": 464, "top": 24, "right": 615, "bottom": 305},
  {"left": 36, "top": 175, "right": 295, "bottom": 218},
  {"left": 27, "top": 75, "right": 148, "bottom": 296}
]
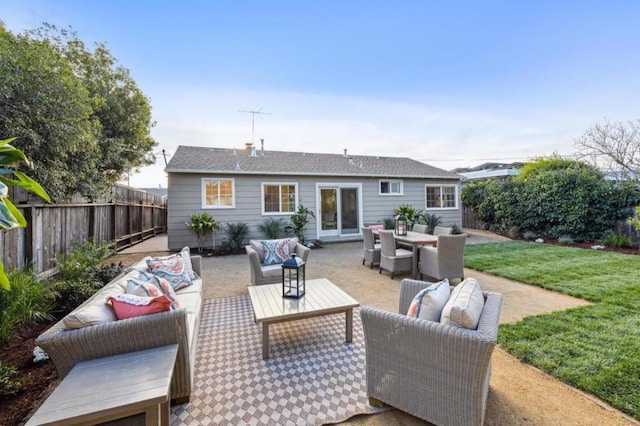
[{"left": 185, "top": 212, "right": 220, "bottom": 253}]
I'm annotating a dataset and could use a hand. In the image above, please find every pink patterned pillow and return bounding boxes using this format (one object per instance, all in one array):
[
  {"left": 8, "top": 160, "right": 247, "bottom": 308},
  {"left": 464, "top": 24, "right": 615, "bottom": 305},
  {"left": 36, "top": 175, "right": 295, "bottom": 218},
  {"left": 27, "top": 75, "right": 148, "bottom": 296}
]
[
  {"left": 146, "top": 255, "right": 192, "bottom": 290},
  {"left": 107, "top": 294, "right": 172, "bottom": 320}
]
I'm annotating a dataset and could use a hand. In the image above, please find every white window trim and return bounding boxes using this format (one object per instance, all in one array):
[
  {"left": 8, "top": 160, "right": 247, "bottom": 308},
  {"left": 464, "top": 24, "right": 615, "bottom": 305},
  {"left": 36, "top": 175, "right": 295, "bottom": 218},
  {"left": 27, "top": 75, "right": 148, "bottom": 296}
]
[
  {"left": 424, "top": 184, "right": 458, "bottom": 210},
  {"left": 261, "top": 182, "right": 299, "bottom": 215},
  {"left": 201, "top": 177, "right": 235, "bottom": 209},
  {"left": 379, "top": 179, "right": 404, "bottom": 196}
]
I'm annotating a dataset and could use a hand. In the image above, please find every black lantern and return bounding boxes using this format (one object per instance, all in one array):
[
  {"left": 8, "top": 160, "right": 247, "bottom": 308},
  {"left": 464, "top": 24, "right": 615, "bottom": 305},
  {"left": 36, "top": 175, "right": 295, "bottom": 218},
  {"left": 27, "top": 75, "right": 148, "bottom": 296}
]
[
  {"left": 282, "top": 253, "right": 306, "bottom": 298},
  {"left": 395, "top": 214, "right": 408, "bottom": 236}
]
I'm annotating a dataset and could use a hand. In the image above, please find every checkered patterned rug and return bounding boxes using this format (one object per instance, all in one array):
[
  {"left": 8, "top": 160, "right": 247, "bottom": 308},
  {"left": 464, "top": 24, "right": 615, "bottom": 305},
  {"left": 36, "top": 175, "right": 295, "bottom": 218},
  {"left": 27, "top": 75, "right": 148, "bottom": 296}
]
[{"left": 171, "top": 295, "right": 385, "bottom": 425}]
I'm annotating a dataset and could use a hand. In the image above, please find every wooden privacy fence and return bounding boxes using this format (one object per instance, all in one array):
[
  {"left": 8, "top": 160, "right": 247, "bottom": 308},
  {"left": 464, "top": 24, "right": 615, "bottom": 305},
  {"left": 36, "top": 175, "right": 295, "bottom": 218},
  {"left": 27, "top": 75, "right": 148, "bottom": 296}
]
[
  {"left": 462, "top": 204, "right": 485, "bottom": 230},
  {"left": 0, "top": 185, "right": 166, "bottom": 274}
]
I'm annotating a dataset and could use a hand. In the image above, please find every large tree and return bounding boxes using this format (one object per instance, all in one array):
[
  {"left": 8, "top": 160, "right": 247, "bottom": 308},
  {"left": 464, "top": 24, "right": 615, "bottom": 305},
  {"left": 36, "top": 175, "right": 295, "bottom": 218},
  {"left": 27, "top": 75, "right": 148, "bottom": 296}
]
[
  {"left": 0, "top": 23, "right": 156, "bottom": 201},
  {"left": 574, "top": 118, "right": 640, "bottom": 182}
]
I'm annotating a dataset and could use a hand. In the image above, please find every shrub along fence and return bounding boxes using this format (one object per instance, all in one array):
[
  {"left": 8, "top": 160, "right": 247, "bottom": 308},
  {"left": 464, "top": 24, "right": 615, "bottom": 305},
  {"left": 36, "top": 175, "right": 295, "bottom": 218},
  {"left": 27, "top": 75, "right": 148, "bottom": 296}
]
[{"left": 0, "top": 185, "right": 166, "bottom": 275}]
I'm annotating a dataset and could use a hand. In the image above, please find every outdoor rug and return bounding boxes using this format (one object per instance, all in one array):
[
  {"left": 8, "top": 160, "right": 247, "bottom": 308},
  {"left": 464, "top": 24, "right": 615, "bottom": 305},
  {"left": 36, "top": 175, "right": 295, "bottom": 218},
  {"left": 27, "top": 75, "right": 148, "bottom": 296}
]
[{"left": 171, "top": 295, "right": 386, "bottom": 425}]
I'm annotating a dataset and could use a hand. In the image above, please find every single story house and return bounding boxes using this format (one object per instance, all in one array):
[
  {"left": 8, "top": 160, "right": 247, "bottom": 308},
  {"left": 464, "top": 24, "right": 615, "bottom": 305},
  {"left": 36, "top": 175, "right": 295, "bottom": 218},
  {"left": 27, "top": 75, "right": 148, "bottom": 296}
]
[{"left": 165, "top": 144, "right": 462, "bottom": 250}]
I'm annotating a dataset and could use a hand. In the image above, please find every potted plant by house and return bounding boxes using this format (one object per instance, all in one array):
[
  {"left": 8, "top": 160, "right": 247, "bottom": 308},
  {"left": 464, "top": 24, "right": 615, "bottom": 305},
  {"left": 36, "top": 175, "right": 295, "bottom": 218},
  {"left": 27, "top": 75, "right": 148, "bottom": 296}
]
[{"left": 185, "top": 212, "right": 220, "bottom": 253}]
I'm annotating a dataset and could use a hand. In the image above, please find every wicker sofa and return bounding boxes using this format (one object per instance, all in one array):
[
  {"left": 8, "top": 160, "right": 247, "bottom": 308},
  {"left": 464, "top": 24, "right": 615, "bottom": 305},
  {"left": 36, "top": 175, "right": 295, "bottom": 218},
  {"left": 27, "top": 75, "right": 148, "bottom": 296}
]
[
  {"left": 35, "top": 254, "right": 203, "bottom": 404},
  {"left": 360, "top": 278, "right": 503, "bottom": 426}
]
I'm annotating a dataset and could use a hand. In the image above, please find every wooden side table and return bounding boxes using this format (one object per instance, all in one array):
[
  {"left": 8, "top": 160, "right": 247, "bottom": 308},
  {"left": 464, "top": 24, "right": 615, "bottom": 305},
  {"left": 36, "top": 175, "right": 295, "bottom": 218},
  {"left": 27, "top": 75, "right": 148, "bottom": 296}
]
[{"left": 26, "top": 344, "right": 178, "bottom": 426}]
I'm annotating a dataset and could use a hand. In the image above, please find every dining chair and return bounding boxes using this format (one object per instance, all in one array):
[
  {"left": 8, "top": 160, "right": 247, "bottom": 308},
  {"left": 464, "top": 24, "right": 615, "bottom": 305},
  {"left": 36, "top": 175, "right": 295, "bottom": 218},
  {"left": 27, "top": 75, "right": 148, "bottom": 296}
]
[
  {"left": 412, "top": 224, "right": 428, "bottom": 233},
  {"left": 433, "top": 226, "right": 453, "bottom": 236},
  {"left": 418, "top": 234, "right": 467, "bottom": 282},
  {"left": 378, "top": 230, "right": 413, "bottom": 279},
  {"left": 361, "top": 227, "right": 381, "bottom": 269}
]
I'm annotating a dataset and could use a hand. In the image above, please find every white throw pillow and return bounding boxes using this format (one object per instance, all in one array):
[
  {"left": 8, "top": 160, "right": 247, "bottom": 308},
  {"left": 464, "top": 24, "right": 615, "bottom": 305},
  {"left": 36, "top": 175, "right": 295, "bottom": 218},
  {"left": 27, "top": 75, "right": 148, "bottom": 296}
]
[
  {"left": 406, "top": 279, "right": 451, "bottom": 321},
  {"left": 441, "top": 278, "right": 485, "bottom": 329},
  {"left": 62, "top": 282, "right": 125, "bottom": 329}
]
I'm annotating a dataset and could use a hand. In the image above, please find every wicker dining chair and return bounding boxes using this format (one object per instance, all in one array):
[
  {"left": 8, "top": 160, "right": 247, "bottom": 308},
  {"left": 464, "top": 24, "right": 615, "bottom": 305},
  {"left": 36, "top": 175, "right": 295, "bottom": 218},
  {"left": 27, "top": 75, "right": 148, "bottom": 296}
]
[
  {"left": 419, "top": 234, "right": 467, "bottom": 282},
  {"left": 378, "top": 230, "right": 412, "bottom": 279},
  {"left": 361, "top": 227, "right": 381, "bottom": 269}
]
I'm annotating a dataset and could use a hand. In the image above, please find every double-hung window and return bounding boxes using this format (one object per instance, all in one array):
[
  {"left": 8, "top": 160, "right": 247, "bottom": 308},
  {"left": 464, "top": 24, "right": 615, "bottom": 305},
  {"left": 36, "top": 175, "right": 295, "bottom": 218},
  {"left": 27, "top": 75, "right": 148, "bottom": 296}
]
[
  {"left": 262, "top": 183, "right": 297, "bottom": 214},
  {"left": 379, "top": 179, "right": 403, "bottom": 195},
  {"left": 202, "top": 178, "right": 235, "bottom": 208},
  {"left": 425, "top": 184, "right": 457, "bottom": 209}
]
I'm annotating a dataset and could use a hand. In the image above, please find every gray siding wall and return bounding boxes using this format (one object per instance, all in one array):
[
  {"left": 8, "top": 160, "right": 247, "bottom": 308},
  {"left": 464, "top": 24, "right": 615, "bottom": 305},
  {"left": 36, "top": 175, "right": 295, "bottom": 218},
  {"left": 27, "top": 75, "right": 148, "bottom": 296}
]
[{"left": 167, "top": 173, "right": 461, "bottom": 250}]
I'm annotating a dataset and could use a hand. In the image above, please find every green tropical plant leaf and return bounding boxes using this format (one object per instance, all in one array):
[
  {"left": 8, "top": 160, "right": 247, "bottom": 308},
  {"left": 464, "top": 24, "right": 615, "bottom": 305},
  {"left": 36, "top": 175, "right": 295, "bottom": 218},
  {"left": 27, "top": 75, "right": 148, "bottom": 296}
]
[
  {"left": 0, "top": 173, "right": 52, "bottom": 203},
  {"left": 0, "top": 145, "right": 27, "bottom": 165},
  {"left": 0, "top": 198, "right": 26, "bottom": 229},
  {"left": 0, "top": 138, "right": 51, "bottom": 290},
  {"left": 0, "top": 263, "right": 8, "bottom": 291}
]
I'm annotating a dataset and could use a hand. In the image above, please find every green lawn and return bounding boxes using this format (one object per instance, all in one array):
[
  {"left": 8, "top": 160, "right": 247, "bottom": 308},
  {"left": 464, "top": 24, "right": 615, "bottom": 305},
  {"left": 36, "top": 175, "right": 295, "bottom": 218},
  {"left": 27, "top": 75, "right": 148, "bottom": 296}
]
[{"left": 465, "top": 242, "right": 640, "bottom": 419}]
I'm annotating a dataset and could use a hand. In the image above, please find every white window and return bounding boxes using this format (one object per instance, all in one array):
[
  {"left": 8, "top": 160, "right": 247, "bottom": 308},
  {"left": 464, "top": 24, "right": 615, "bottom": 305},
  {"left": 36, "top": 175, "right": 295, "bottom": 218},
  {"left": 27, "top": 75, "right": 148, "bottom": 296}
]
[
  {"left": 425, "top": 184, "right": 457, "bottom": 209},
  {"left": 379, "top": 179, "right": 403, "bottom": 195},
  {"left": 202, "top": 178, "right": 235, "bottom": 208},
  {"left": 262, "top": 183, "right": 298, "bottom": 214}
]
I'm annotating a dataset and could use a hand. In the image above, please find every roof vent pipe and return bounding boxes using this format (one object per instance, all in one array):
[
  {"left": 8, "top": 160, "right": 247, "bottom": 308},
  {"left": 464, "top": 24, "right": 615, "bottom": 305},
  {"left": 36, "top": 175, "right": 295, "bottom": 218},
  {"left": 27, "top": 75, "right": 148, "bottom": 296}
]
[
  {"left": 260, "top": 139, "right": 265, "bottom": 156},
  {"left": 250, "top": 146, "right": 257, "bottom": 157},
  {"left": 343, "top": 149, "right": 348, "bottom": 158}
]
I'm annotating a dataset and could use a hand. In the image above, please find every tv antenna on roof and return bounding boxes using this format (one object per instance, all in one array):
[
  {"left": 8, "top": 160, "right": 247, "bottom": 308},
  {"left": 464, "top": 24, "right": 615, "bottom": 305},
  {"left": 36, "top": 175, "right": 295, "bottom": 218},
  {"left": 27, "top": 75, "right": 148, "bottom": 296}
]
[{"left": 238, "top": 107, "right": 271, "bottom": 144}]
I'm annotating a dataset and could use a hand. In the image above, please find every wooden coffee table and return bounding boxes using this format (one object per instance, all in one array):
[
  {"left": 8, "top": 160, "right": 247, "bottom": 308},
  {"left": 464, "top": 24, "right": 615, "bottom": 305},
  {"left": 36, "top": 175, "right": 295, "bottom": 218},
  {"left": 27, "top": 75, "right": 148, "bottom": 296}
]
[{"left": 248, "top": 278, "right": 359, "bottom": 359}]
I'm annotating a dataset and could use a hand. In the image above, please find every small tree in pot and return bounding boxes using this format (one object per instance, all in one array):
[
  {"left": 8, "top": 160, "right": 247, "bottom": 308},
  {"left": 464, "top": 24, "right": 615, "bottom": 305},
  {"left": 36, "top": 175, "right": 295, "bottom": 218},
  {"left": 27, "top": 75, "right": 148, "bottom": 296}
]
[{"left": 185, "top": 212, "right": 220, "bottom": 253}]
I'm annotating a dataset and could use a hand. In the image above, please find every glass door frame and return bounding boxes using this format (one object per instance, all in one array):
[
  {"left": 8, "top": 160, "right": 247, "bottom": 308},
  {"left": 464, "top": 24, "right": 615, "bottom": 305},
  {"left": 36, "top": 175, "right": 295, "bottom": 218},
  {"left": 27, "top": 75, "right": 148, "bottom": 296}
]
[{"left": 315, "top": 183, "right": 363, "bottom": 238}]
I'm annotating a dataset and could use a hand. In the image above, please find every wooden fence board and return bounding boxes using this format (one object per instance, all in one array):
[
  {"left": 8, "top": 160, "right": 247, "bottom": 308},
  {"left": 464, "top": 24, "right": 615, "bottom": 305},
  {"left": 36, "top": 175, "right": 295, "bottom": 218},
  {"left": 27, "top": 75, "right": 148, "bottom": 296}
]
[{"left": 1, "top": 185, "right": 166, "bottom": 274}]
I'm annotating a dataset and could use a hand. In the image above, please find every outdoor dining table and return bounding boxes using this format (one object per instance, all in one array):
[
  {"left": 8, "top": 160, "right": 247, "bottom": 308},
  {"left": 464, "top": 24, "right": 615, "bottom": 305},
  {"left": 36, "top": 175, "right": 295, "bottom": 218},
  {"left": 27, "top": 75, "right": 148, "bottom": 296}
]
[{"left": 373, "top": 230, "right": 438, "bottom": 279}]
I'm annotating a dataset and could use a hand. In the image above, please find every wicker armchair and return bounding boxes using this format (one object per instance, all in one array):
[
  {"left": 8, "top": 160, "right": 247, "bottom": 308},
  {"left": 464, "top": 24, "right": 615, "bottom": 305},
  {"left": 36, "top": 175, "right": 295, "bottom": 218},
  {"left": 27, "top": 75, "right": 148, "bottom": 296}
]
[
  {"left": 360, "top": 278, "right": 503, "bottom": 426},
  {"left": 246, "top": 239, "right": 311, "bottom": 285}
]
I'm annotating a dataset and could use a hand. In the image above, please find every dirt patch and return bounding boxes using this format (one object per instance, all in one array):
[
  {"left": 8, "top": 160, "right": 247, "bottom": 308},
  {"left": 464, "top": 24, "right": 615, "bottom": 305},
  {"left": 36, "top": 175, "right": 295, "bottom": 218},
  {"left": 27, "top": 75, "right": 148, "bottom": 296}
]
[{"left": 0, "top": 322, "right": 59, "bottom": 426}]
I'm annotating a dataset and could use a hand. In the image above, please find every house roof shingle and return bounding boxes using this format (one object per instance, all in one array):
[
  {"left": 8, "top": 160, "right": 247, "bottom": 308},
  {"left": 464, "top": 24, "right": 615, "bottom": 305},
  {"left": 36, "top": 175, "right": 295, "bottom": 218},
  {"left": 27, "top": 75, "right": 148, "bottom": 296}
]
[{"left": 166, "top": 146, "right": 461, "bottom": 180}]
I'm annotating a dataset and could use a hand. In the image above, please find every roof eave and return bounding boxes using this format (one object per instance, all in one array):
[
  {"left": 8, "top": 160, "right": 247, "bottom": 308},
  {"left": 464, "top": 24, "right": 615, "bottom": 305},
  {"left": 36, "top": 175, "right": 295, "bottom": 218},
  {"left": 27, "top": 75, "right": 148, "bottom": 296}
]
[{"left": 166, "top": 169, "right": 461, "bottom": 180}]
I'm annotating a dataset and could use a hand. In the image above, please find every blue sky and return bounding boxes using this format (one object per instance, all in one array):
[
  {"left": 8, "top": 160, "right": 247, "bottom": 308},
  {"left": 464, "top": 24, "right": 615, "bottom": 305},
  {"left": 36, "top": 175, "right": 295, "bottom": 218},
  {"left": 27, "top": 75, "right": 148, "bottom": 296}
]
[{"left": 2, "top": 1, "right": 640, "bottom": 187}]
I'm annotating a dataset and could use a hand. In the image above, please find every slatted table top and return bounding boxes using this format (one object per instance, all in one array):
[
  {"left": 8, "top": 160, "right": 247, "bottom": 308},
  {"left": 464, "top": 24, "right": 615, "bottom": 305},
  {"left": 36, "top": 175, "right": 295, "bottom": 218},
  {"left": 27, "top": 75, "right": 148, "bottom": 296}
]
[
  {"left": 248, "top": 278, "right": 359, "bottom": 323},
  {"left": 26, "top": 344, "right": 178, "bottom": 426}
]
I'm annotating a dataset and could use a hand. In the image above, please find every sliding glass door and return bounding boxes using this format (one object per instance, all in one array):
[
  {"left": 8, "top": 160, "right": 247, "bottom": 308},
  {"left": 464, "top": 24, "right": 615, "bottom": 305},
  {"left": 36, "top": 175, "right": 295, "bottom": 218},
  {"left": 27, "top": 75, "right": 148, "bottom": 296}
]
[{"left": 317, "top": 184, "right": 361, "bottom": 238}]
